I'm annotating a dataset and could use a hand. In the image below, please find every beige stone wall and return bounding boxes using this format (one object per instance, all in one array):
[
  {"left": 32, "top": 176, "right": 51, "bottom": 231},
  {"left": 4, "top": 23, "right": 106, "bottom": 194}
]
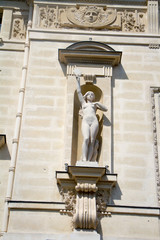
[
  {"left": 0, "top": 0, "right": 160, "bottom": 240},
  {"left": 112, "top": 45, "right": 159, "bottom": 206},
  {"left": 0, "top": 0, "right": 27, "bottom": 234},
  {"left": 0, "top": 48, "right": 24, "bottom": 231},
  {"left": 7, "top": 40, "right": 159, "bottom": 238},
  {"left": 13, "top": 40, "right": 68, "bottom": 201}
]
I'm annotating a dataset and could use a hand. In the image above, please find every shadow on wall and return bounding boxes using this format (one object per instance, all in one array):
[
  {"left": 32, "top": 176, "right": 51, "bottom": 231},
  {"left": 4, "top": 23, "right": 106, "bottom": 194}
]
[
  {"left": 97, "top": 183, "right": 122, "bottom": 240},
  {"left": 59, "top": 62, "right": 66, "bottom": 76},
  {"left": 112, "top": 64, "right": 129, "bottom": 83},
  {"left": 0, "top": 144, "right": 11, "bottom": 160},
  {"left": 110, "top": 183, "right": 122, "bottom": 203}
]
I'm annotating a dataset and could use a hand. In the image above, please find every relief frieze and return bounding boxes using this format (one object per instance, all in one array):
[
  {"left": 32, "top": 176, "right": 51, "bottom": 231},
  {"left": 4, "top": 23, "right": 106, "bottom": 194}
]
[{"left": 38, "top": 5, "right": 146, "bottom": 33}]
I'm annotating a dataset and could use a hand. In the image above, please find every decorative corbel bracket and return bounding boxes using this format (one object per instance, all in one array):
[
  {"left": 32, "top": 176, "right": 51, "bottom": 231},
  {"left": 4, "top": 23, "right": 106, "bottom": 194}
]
[{"left": 56, "top": 166, "right": 117, "bottom": 230}]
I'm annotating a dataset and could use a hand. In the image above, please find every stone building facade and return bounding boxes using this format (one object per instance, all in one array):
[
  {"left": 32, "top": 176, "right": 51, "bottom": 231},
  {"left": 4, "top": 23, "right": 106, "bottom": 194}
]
[{"left": 0, "top": 0, "right": 160, "bottom": 239}]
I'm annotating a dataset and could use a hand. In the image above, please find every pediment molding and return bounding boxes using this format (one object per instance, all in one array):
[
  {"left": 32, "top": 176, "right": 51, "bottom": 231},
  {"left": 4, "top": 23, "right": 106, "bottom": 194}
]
[{"left": 59, "top": 41, "right": 122, "bottom": 66}]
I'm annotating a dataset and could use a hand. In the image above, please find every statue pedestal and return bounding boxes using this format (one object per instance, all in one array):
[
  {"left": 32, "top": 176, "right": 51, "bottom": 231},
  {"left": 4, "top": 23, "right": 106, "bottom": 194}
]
[
  {"left": 70, "top": 230, "right": 100, "bottom": 240},
  {"left": 76, "top": 161, "right": 98, "bottom": 167},
  {"left": 56, "top": 166, "right": 117, "bottom": 231}
]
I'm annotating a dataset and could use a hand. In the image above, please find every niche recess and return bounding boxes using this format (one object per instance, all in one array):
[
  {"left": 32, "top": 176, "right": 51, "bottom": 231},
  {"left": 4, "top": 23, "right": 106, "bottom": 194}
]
[
  {"left": 59, "top": 41, "right": 122, "bottom": 169},
  {"left": 72, "top": 84, "right": 103, "bottom": 165}
]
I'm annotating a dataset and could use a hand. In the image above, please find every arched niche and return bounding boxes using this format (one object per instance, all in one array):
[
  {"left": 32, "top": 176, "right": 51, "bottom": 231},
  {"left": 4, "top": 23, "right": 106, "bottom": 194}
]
[
  {"left": 59, "top": 41, "right": 122, "bottom": 170},
  {"left": 71, "top": 84, "right": 103, "bottom": 166}
]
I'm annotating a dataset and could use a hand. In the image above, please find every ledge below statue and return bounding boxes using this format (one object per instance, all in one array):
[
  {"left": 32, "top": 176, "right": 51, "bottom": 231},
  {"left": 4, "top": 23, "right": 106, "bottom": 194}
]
[{"left": 56, "top": 165, "right": 117, "bottom": 231}]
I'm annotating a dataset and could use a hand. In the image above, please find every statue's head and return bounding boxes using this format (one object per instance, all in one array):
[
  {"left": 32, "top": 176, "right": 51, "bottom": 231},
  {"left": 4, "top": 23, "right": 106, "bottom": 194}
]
[{"left": 84, "top": 91, "right": 95, "bottom": 102}]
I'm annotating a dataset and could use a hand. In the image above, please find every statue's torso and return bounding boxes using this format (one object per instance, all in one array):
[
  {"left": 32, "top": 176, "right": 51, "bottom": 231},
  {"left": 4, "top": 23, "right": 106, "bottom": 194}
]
[{"left": 82, "top": 102, "right": 98, "bottom": 126}]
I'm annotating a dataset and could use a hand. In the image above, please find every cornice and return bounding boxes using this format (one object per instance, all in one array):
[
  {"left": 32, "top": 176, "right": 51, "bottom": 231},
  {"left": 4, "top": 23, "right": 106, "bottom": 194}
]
[
  {"left": 34, "top": 0, "right": 148, "bottom": 6},
  {"left": 59, "top": 41, "right": 122, "bottom": 66},
  {"left": 2, "top": 0, "right": 33, "bottom": 5}
]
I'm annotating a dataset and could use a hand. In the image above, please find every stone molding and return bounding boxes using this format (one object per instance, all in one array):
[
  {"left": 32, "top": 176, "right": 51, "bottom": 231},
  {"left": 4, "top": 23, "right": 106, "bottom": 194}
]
[
  {"left": 34, "top": 0, "right": 147, "bottom": 5},
  {"left": 151, "top": 87, "right": 160, "bottom": 204},
  {"left": 149, "top": 43, "right": 160, "bottom": 49},
  {"left": 56, "top": 166, "right": 117, "bottom": 230},
  {"left": 6, "top": 201, "right": 160, "bottom": 215},
  {"left": 58, "top": 41, "right": 122, "bottom": 66}
]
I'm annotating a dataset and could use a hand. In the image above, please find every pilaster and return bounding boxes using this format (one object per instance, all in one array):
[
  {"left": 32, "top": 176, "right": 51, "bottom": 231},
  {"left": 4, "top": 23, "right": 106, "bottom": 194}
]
[{"left": 148, "top": 0, "right": 159, "bottom": 33}]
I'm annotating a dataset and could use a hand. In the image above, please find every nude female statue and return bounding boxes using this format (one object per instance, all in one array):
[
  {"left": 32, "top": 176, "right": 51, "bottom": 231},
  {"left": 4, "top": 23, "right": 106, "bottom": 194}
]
[{"left": 74, "top": 69, "right": 107, "bottom": 162}]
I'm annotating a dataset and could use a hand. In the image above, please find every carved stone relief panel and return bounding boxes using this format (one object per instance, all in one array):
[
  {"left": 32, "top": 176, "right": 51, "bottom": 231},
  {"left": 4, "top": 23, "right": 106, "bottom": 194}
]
[
  {"left": 11, "top": 10, "right": 28, "bottom": 39},
  {"left": 122, "top": 10, "right": 145, "bottom": 32},
  {"left": 39, "top": 5, "right": 58, "bottom": 28},
  {"left": 151, "top": 88, "right": 160, "bottom": 205},
  {"left": 37, "top": 4, "right": 146, "bottom": 33},
  {"left": 66, "top": 6, "right": 117, "bottom": 28}
]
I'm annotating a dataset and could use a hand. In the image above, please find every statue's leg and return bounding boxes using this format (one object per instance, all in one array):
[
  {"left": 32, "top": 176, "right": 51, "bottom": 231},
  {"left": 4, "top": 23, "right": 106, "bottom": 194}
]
[
  {"left": 87, "top": 121, "right": 99, "bottom": 162},
  {"left": 81, "top": 121, "right": 90, "bottom": 161}
]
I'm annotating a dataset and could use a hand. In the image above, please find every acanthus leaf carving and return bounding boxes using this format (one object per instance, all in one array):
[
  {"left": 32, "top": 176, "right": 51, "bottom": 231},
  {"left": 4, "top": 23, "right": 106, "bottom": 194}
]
[
  {"left": 60, "top": 187, "right": 76, "bottom": 215},
  {"left": 96, "top": 190, "right": 109, "bottom": 213}
]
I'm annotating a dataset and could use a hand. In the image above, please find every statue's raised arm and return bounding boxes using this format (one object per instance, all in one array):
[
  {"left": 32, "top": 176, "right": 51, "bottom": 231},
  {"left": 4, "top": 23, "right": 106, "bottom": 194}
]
[{"left": 74, "top": 68, "right": 85, "bottom": 105}]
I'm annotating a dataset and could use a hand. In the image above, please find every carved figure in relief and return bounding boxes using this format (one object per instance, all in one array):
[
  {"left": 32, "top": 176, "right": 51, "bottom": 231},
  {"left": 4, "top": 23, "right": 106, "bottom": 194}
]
[
  {"left": 74, "top": 69, "right": 107, "bottom": 162},
  {"left": 84, "top": 9, "right": 99, "bottom": 23},
  {"left": 67, "top": 5, "right": 117, "bottom": 28}
]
